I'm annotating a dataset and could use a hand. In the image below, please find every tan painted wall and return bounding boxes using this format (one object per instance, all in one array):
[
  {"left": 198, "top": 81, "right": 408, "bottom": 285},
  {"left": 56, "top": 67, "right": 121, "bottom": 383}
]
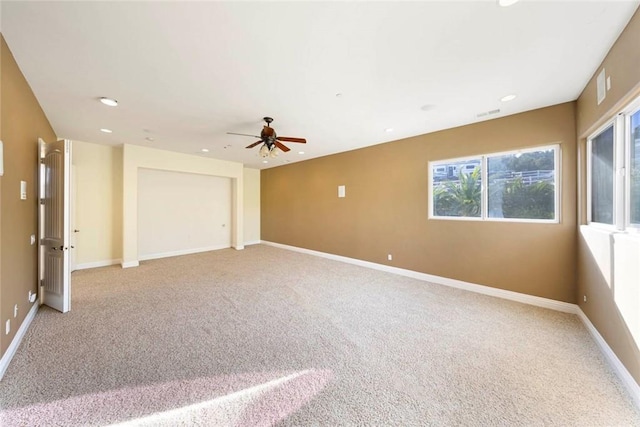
[
  {"left": 0, "top": 36, "right": 56, "bottom": 356},
  {"left": 576, "top": 8, "right": 640, "bottom": 139},
  {"left": 72, "top": 141, "right": 122, "bottom": 267},
  {"left": 575, "top": 9, "right": 640, "bottom": 385},
  {"left": 262, "top": 102, "right": 577, "bottom": 303}
]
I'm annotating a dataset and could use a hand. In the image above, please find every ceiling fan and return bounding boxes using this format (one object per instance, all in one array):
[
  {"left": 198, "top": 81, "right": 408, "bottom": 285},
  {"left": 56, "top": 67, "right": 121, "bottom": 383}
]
[{"left": 227, "top": 117, "right": 306, "bottom": 158}]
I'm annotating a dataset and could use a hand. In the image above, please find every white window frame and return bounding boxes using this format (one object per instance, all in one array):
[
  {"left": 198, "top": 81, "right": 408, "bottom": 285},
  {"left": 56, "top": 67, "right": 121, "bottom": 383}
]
[
  {"left": 587, "top": 94, "right": 640, "bottom": 232},
  {"left": 429, "top": 144, "right": 560, "bottom": 223},
  {"left": 587, "top": 118, "right": 620, "bottom": 230},
  {"left": 429, "top": 155, "right": 483, "bottom": 222},
  {"left": 624, "top": 97, "right": 640, "bottom": 231}
]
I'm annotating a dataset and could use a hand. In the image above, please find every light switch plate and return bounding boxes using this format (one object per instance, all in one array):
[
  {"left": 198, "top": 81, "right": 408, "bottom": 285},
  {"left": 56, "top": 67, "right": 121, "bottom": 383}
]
[
  {"left": 20, "top": 181, "right": 27, "bottom": 200},
  {"left": 338, "top": 185, "right": 346, "bottom": 198}
]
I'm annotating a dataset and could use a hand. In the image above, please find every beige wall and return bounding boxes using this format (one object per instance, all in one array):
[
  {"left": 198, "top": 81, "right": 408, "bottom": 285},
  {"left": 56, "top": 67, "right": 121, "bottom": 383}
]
[
  {"left": 575, "top": 9, "right": 640, "bottom": 385},
  {"left": 72, "top": 141, "right": 122, "bottom": 268},
  {"left": 137, "top": 169, "right": 231, "bottom": 259},
  {"left": 122, "top": 144, "right": 245, "bottom": 267},
  {"left": 72, "top": 143, "right": 262, "bottom": 268},
  {"left": 0, "top": 36, "right": 56, "bottom": 356},
  {"left": 243, "top": 168, "right": 260, "bottom": 244},
  {"left": 262, "top": 102, "right": 577, "bottom": 303}
]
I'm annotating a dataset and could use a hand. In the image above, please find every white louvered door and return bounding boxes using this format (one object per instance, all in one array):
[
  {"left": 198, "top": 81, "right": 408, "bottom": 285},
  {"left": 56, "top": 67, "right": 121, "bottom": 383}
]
[{"left": 39, "top": 139, "right": 71, "bottom": 313}]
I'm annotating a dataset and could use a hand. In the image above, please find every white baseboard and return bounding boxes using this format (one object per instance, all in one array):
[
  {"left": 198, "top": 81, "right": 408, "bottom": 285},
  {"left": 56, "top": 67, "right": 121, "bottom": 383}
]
[
  {"left": 0, "top": 303, "right": 38, "bottom": 380},
  {"left": 75, "top": 259, "right": 121, "bottom": 270},
  {"left": 244, "top": 240, "right": 261, "bottom": 246},
  {"left": 261, "top": 240, "right": 640, "bottom": 407},
  {"left": 576, "top": 308, "right": 640, "bottom": 409},
  {"left": 138, "top": 245, "right": 231, "bottom": 262},
  {"left": 121, "top": 260, "right": 140, "bottom": 269},
  {"left": 261, "top": 241, "right": 576, "bottom": 313}
]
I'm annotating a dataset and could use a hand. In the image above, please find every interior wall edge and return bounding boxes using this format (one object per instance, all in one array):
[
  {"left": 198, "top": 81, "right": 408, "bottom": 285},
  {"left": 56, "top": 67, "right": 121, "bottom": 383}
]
[
  {"left": 574, "top": 4, "right": 640, "bottom": 389},
  {"left": 74, "top": 259, "right": 122, "bottom": 271},
  {"left": 261, "top": 240, "right": 576, "bottom": 312},
  {"left": 261, "top": 240, "right": 640, "bottom": 408},
  {"left": 0, "top": 303, "right": 38, "bottom": 381},
  {"left": 576, "top": 308, "right": 640, "bottom": 410}
]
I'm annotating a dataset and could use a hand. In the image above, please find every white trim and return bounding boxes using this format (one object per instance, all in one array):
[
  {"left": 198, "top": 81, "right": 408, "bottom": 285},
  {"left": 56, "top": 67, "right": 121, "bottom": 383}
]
[
  {"left": 244, "top": 240, "right": 261, "bottom": 246},
  {"left": 261, "top": 241, "right": 575, "bottom": 313},
  {"left": 75, "top": 259, "right": 122, "bottom": 270},
  {"left": 138, "top": 245, "right": 230, "bottom": 261},
  {"left": 576, "top": 308, "right": 640, "bottom": 409},
  {"left": 121, "top": 260, "right": 140, "bottom": 269},
  {"left": 0, "top": 303, "right": 39, "bottom": 380},
  {"left": 261, "top": 240, "right": 640, "bottom": 407}
]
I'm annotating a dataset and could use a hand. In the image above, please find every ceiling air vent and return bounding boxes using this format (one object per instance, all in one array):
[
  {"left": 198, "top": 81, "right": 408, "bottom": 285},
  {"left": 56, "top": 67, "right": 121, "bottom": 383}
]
[{"left": 476, "top": 109, "right": 501, "bottom": 119}]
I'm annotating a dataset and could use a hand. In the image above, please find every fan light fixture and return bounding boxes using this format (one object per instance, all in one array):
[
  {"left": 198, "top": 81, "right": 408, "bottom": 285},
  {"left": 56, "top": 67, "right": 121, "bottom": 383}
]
[{"left": 227, "top": 117, "right": 307, "bottom": 155}]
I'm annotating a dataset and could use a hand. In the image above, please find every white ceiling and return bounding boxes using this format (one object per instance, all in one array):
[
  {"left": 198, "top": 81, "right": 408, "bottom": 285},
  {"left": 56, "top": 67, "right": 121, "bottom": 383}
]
[{"left": 2, "top": 1, "right": 638, "bottom": 169}]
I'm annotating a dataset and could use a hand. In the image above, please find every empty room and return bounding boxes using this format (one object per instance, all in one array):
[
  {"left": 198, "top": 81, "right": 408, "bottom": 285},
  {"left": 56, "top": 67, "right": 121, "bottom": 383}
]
[{"left": 1, "top": 1, "right": 640, "bottom": 425}]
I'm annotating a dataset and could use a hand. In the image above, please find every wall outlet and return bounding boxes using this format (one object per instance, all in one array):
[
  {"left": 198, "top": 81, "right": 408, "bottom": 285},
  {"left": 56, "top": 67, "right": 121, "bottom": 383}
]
[
  {"left": 28, "top": 290, "right": 37, "bottom": 303},
  {"left": 14, "top": 304, "right": 18, "bottom": 318},
  {"left": 5, "top": 319, "right": 10, "bottom": 335},
  {"left": 387, "top": 254, "right": 393, "bottom": 261},
  {"left": 583, "top": 295, "right": 587, "bottom": 303}
]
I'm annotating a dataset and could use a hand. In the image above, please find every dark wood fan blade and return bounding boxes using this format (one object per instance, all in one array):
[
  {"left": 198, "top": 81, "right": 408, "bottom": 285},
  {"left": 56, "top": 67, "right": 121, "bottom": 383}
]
[
  {"left": 274, "top": 141, "right": 291, "bottom": 152},
  {"left": 227, "top": 132, "right": 261, "bottom": 138},
  {"left": 277, "top": 136, "right": 306, "bottom": 143},
  {"left": 245, "top": 140, "right": 263, "bottom": 149}
]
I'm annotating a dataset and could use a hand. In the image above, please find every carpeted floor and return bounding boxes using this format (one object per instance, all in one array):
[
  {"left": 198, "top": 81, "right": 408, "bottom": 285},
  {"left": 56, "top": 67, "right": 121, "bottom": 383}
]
[{"left": 0, "top": 244, "right": 638, "bottom": 426}]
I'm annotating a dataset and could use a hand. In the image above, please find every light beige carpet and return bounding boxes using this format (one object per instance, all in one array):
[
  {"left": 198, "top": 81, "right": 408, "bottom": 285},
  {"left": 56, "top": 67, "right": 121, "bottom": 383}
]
[{"left": 0, "top": 244, "right": 638, "bottom": 426}]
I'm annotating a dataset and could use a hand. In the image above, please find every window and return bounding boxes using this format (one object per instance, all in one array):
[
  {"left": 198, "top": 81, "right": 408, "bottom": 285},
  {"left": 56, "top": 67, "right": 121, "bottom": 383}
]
[
  {"left": 432, "top": 158, "right": 482, "bottom": 218},
  {"left": 589, "top": 125, "right": 615, "bottom": 225},
  {"left": 430, "top": 145, "right": 559, "bottom": 222},
  {"left": 587, "top": 96, "right": 640, "bottom": 230},
  {"left": 629, "top": 109, "right": 640, "bottom": 226}
]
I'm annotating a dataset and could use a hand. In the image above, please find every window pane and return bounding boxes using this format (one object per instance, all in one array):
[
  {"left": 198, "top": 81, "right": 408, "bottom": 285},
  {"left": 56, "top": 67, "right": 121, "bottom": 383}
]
[
  {"left": 432, "top": 159, "right": 481, "bottom": 217},
  {"left": 591, "top": 125, "right": 615, "bottom": 224},
  {"left": 487, "top": 149, "right": 555, "bottom": 219},
  {"left": 631, "top": 110, "right": 640, "bottom": 225}
]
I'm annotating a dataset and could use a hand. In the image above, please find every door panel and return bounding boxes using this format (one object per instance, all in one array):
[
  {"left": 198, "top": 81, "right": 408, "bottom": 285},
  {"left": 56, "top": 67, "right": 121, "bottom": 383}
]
[{"left": 39, "top": 139, "right": 71, "bottom": 313}]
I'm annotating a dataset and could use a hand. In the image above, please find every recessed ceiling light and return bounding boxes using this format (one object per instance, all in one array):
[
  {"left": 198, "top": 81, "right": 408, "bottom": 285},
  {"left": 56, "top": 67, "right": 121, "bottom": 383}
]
[
  {"left": 298, "top": 151, "right": 305, "bottom": 155},
  {"left": 497, "top": 0, "right": 519, "bottom": 7},
  {"left": 385, "top": 128, "right": 394, "bottom": 133},
  {"left": 501, "top": 94, "right": 517, "bottom": 102},
  {"left": 100, "top": 128, "right": 112, "bottom": 133},
  {"left": 262, "top": 160, "right": 268, "bottom": 164},
  {"left": 99, "top": 97, "right": 118, "bottom": 107},
  {"left": 335, "top": 93, "right": 343, "bottom": 98},
  {"left": 201, "top": 148, "right": 209, "bottom": 153},
  {"left": 420, "top": 104, "right": 436, "bottom": 112},
  {"left": 145, "top": 137, "right": 155, "bottom": 142}
]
